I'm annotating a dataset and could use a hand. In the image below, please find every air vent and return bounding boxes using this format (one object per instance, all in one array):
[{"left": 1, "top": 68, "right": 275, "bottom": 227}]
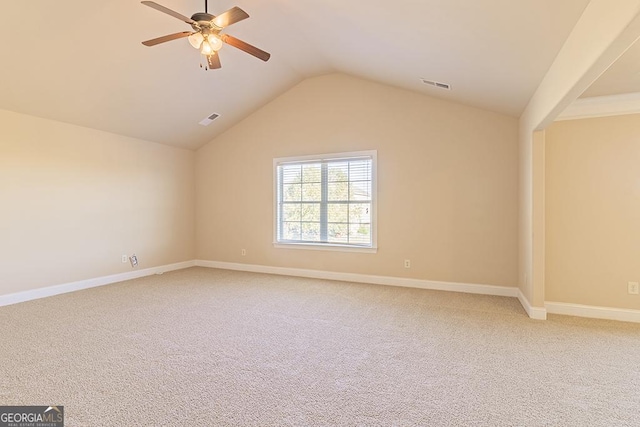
[
  {"left": 420, "top": 79, "right": 451, "bottom": 90},
  {"left": 199, "top": 113, "right": 220, "bottom": 126}
]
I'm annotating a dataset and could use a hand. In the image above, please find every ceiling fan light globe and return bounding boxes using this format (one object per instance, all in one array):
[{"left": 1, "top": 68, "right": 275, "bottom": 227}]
[
  {"left": 200, "top": 40, "right": 214, "bottom": 55},
  {"left": 208, "top": 35, "right": 223, "bottom": 51},
  {"left": 188, "top": 32, "right": 204, "bottom": 49}
]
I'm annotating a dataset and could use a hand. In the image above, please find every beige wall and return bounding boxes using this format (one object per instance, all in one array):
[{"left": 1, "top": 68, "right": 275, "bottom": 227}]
[
  {"left": 196, "top": 73, "right": 519, "bottom": 287},
  {"left": 0, "top": 110, "right": 195, "bottom": 295},
  {"left": 545, "top": 115, "right": 640, "bottom": 309}
]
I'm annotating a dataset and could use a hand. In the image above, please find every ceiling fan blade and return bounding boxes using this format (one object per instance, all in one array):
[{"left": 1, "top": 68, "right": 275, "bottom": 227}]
[
  {"left": 207, "top": 53, "right": 222, "bottom": 69},
  {"left": 141, "top": 1, "right": 195, "bottom": 25},
  {"left": 142, "top": 31, "right": 192, "bottom": 46},
  {"left": 221, "top": 34, "right": 270, "bottom": 62},
  {"left": 213, "top": 7, "right": 250, "bottom": 28}
]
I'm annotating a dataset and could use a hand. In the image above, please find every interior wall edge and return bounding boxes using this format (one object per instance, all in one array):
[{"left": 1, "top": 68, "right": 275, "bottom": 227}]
[
  {"left": 0, "top": 260, "right": 196, "bottom": 308},
  {"left": 545, "top": 301, "right": 640, "bottom": 324},
  {"left": 194, "top": 259, "right": 520, "bottom": 296},
  {"left": 8, "top": 258, "right": 638, "bottom": 325}
]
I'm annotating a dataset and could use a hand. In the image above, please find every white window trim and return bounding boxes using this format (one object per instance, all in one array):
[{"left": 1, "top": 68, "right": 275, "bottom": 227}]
[{"left": 273, "top": 150, "right": 378, "bottom": 253}]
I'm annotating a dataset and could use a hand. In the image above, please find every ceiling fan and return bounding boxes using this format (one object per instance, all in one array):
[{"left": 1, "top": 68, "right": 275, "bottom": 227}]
[{"left": 141, "top": 0, "right": 271, "bottom": 70}]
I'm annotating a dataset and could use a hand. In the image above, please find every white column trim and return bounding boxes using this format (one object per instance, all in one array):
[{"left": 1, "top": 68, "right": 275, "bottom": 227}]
[
  {"left": 556, "top": 92, "right": 640, "bottom": 121},
  {"left": 518, "top": 290, "right": 548, "bottom": 320}
]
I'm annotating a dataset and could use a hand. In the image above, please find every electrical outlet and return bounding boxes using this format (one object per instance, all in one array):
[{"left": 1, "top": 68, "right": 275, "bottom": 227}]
[
  {"left": 121, "top": 255, "right": 128, "bottom": 263},
  {"left": 241, "top": 249, "right": 246, "bottom": 256},
  {"left": 404, "top": 259, "right": 411, "bottom": 268},
  {"left": 628, "top": 282, "right": 639, "bottom": 295},
  {"left": 130, "top": 254, "right": 138, "bottom": 268}
]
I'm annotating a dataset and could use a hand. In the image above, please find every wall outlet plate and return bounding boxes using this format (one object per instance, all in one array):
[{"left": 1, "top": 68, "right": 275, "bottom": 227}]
[
  {"left": 628, "top": 282, "right": 639, "bottom": 295},
  {"left": 130, "top": 254, "right": 138, "bottom": 268},
  {"left": 121, "top": 255, "right": 128, "bottom": 263}
]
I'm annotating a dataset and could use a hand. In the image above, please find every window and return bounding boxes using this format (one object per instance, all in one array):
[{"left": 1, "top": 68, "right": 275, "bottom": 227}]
[{"left": 274, "top": 151, "right": 377, "bottom": 252}]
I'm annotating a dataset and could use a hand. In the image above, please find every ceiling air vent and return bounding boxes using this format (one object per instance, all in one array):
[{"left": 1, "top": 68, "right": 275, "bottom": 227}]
[
  {"left": 199, "top": 113, "right": 220, "bottom": 126},
  {"left": 421, "top": 79, "right": 451, "bottom": 90}
]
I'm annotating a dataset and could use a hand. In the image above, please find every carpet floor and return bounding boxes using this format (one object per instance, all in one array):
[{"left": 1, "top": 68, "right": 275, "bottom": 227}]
[{"left": 1, "top": 267, "right": 639, "bottom": 426}]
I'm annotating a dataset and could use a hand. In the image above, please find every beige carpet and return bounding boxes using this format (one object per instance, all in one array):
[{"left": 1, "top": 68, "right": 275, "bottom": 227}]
[{"left": 1, "top": 267, "right": 639, "bottom": 426}]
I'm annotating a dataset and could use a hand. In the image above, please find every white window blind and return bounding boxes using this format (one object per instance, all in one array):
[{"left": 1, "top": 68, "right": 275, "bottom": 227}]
[{"left": 275, "top": 152, "right": 376, "bottom": 249}]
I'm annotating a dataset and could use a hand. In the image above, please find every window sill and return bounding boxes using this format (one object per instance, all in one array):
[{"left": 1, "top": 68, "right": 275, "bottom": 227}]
[{"left": 273, "top": 242, "right": 378, "bottom": 253}]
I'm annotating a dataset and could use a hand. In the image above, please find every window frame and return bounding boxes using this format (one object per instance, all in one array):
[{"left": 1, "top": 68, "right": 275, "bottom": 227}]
[{"left": 273, "top": 150, "right": 378, "bottom": 253}]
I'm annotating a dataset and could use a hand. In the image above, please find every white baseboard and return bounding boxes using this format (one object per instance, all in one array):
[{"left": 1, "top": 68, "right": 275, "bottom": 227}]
[
  {"left": 546, "top": 301, "right": 640, "bottom": 323},
  {"left": 517, "top": 290, "right": 547, "bottom": 320},
  {"left": 195, "top": 260, "right": 519, "bottom": 298},
  {"left": 0, "top": 260, "right": 196, "bottom": 308}
]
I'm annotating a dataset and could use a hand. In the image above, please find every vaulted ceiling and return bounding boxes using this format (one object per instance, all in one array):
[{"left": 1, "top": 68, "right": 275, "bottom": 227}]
[
  {"left": 0, "top": 0, "right": 592, "bottom": 150},
  {"left": 582, "top": 37, "right": 640, "bottom": 98}
]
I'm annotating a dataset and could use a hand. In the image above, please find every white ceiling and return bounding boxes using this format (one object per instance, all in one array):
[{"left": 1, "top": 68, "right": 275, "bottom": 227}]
[{"left": 0, "top": 0, "right": 590, "bottom": 150}]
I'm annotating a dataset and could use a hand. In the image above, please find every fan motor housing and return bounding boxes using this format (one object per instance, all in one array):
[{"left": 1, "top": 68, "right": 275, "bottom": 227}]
[{"left": 191, "top": 12, "right": 216, "bottom": 24}]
